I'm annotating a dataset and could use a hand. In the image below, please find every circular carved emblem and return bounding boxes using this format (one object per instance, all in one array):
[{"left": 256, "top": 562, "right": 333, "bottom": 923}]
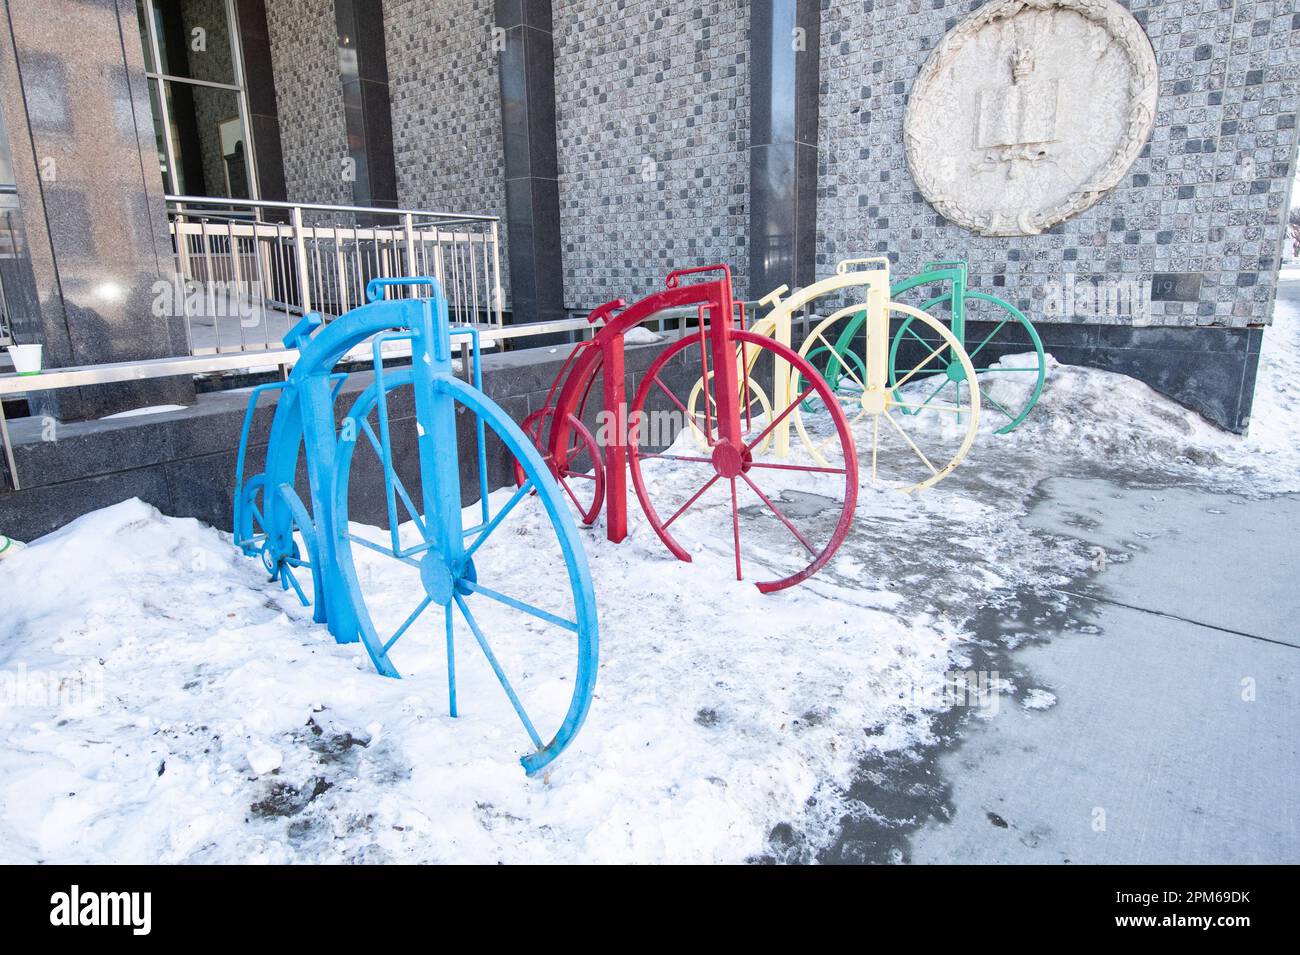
[{"left": 904, "top": 0, "right": 1158, "bottom": 236}]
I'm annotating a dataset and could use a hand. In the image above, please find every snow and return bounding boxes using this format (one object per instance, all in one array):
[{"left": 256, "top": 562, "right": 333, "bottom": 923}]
[
  {"left": 1, "top": 285, "right": 1297, "bottom": 863},
  {"left": 100, "top": 404, "right": 189, "bottom": 420},
  {"left": 246, "top": 745, "right": 283, "bottom": 776},
  {"left": 1021, "top": 689, "right": 1057, "bottom": 711},
  {"left": 623, "top": 326, "right": 662, "bottom": 345}
]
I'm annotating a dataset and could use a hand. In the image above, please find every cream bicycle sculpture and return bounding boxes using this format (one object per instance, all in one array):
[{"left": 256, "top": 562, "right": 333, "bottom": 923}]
[{"left": 688, "top": 257, "right": 979, "bottom": 492}]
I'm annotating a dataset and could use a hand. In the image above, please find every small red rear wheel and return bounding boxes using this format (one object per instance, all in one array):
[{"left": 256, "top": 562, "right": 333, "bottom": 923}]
[{"left": 515, "top": 408, "right": 605, "bottom": 526}]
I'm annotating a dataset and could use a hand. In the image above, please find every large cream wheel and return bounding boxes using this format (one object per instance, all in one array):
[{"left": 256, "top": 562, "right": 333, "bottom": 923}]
[{"left": 791, "top": 301, "right": 979, "bottom": 492}]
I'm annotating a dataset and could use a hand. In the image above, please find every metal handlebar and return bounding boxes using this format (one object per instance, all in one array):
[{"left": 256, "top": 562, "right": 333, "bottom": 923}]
[
  {"left": 665, "top": 263, "right": 732, "bottom": 288},
  {"left": 365, "top": 276, "right": 444, "bottom": 303},
  {"left": 586, "top": 298, "right": 627, "bottom": 325},
  {"left": 282, "top": 312, "right": 323, "bottom": 350},
  {"left": 835, "top": 257, "right": 891, "bottom": 275}
]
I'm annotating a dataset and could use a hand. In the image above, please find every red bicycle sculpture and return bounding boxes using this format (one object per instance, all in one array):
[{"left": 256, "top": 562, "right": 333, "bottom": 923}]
[{"left": 517, "top": 265, "right": 859, "bottom": 593}]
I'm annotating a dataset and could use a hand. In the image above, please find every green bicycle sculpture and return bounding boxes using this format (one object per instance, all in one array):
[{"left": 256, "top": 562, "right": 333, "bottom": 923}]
[{"left": 813, "top": 260, "right": 1045, "bottom": 434}]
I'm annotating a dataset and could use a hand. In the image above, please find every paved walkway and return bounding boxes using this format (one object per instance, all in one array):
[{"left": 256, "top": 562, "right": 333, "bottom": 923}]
[{"left": 909, "top": 479, "right": 1299, "bottom": 863}]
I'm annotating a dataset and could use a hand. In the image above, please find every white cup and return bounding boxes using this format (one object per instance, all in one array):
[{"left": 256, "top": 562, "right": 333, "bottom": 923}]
[{"left": 6, "top": 343, "right": 42, "bottom": 375}]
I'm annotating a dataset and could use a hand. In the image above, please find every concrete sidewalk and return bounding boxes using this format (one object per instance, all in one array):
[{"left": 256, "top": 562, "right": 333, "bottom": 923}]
[{"left": 909, "top": 479, "right": 1299, "bottom": 864}]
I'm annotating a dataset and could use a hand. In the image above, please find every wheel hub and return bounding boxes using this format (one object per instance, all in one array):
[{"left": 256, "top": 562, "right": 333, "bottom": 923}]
[
  {"left": 860, "top": 389, "right": 889, "bottom": 415},
  {"left": 945, "top": 360, "right": 967, "bottom": 383},
  {"left": 420, "top": 554, "right": 455, "bottom": 606},
  {"left": 710, "top": 440, "right": 750, "bottom": 478}
]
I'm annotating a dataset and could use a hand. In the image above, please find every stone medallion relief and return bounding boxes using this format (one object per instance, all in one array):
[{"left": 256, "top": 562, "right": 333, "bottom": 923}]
[{"left": 904, "top": 0, "right": 1158, "bottom": 236}]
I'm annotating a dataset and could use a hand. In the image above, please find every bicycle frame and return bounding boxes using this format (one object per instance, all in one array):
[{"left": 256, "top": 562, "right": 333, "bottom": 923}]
[
  {"left": 546, "top": 264, "right": 745, "bottom": 543},
  {"left": 890, "top": 260, "right": 970, "bottom": 341},
  {"left": 752, "top": 257, "right": 895, "bottom": 456}
]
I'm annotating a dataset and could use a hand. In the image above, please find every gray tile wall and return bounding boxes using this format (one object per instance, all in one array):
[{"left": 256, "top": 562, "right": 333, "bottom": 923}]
[
  {"left": 384, "top": 0, "right": 510, "bottom": 301},
  {"left": 817, "top": 0, "right": 1300, "bottom": 328},
  {"left": 553, "top": 0, "right": 752, "bottom": 307},
  {"left": 265, "top": 0, "right": 351, "bottom": 205}
]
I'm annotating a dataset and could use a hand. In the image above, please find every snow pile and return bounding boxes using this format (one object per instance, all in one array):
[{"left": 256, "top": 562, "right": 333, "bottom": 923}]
[{"left": 0, "top": 495, "right": 971, "bottom": 863}]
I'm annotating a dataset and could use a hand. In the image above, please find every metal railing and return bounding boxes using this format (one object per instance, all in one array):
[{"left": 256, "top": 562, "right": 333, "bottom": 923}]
[{"left": 167, "top": 196, "right": 504, "bottom": 354}]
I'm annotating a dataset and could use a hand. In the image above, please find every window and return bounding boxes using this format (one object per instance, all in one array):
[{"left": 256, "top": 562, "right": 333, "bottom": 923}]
[{"left": 136, "top": 0, "right": 256, "bottom": 200}]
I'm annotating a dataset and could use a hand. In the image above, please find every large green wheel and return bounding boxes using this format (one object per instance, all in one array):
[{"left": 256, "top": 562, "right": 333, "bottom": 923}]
[{"left": 888, "top": 291, "right": 1045, "bottom": 434}]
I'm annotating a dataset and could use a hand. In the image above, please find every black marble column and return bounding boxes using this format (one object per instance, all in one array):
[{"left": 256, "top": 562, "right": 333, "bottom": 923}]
[
  {"left": 335, "top": 0, "right": 398, "bottom": 210},
  {"left": 234, "top": 0, "right": 287, "bottom": 202},
  {"left": 0, "top": 0, "right": 192, "bottom": 420},
  {"left": 496, "top": 0, "right": 563, "bottom": 326},
  {"left": 750, "top": 0, "right": 820, "bottom": 297}
]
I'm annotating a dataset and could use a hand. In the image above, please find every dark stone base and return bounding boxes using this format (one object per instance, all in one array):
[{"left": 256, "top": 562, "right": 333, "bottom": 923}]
[{"left": 890, "top": 321, "right": 1262, "bottom": 433}]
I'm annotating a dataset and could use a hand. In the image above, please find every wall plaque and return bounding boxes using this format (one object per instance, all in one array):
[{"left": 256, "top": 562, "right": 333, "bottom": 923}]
[{"left": 904, "top": 0, "right": 1158, "bottom": 237}]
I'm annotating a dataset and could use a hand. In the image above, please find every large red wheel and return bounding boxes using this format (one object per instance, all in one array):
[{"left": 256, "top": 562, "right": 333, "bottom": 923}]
[{"left": 627, "top": 329, "right": 858, "bottom": 593}]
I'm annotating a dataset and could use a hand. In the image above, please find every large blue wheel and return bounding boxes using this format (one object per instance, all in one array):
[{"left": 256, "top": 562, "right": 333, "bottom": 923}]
[{"left": 331, "top": 371, "right": 599, "bottom": 775}]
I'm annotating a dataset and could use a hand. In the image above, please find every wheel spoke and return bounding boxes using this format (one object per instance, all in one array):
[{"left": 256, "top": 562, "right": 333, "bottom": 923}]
[
  {"left": 654, "top": 375, "right": 710, "bottom": 440},
  {"left": 444, "top": 604, "right": 457, "bottom": 718},
  {"left": 729, "top": 478, "right": 742, "bottom": 581},
  {"left": 980, "top": 387, "right": 1017, "bottom": 421},
  {"left": 919, "top": 374, "right": 950, "bottom": 409},
  {"left": 381, "top": 594, "right": 433, "bottom": 654},
  {"left": 905, "top": 324, "right": 936, "bottom": 350},
  {"left": 453, "top": 593, "right": 544, "bottom": 751},
  {"left": 360, "top": 418, "right": 429, "bottom": 539},
  {"left": 461, "top": 579, "right": 579, "bottom": 633},
  {"left": 464, "top": 478, "right": 533, "bottom": 561},
  {"left": 740, "top": 472, "right": 817, "bottom": 556},
  {"left": 893, "top": 340, "right": 951, "bottom": 390},
  {"left": 966, "top": 317, "right": 1012, "bottom": 362},
  {"left": 559, "top": 475, "right": 585, "bottom": 513},
  {"left": 747, "top": 460, "right": 847, "bottom": 475},
  {"left": 344, "top": 532, "right": 424, "bottom": 569},
  {"left": 664, "top": 472, "right": 723, "bottom": 529},
  {"left": 744, "top": 382, "right": 816, "bottom": 454},
  {"left": 890, "top": 400, "right": 969, "bottom": 415},
  {"left": 640, "top": 453, "right": 715, "bottom": 465},
  {"left": 814, "top": 332, "right": 868, "bottom": 393},
  {"left": 871, "top": 414, "right": 879, "bottom": 485},
  {"left": 280, "top": 564, "right": 309, "bottom": 606},
  {"left": 883, "top": 411, "right": 939, "bottom": 475}
]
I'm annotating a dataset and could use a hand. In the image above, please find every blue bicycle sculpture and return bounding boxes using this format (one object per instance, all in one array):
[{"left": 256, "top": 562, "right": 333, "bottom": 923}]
[{"left": 232, "top": 277, "right": 598, "bottom": 774}]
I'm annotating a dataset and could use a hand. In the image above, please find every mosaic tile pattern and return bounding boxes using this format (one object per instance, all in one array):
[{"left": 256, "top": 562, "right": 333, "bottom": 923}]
[
  {"left": 265, "top": 0, "right": 351, "bottom": 206},
  {"left": 385, "top": 0, "right": 511, "bottom": 301},
  {"left": 554, "top": 0, "right": 752, "bottom": 308},
  {"left": 817, "top": 0, "right": 1300, "bottom": 327}
]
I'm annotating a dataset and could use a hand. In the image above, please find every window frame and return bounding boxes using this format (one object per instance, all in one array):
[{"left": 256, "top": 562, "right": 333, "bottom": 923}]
[{"left": 138, "top": 0, "right": 259, "bottom": 201}]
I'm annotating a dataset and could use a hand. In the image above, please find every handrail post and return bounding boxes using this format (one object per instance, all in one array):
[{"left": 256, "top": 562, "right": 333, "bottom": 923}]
[
  {"left": 291, "top": 205, "right": 312, "bottom": 314},
  {"left": 490, "top": 220, "right": 503, "bottom": 327},
  {"left": 0, "top": 400, "right": 18, "bottom": 491},
  {"left": 403, "top": 212, "right": 417, "bottom": 294}
]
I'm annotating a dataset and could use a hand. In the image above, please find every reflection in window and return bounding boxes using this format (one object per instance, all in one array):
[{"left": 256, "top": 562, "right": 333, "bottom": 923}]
[{"left": 136, "top": 0, "right": 253, "bottom": 199}]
